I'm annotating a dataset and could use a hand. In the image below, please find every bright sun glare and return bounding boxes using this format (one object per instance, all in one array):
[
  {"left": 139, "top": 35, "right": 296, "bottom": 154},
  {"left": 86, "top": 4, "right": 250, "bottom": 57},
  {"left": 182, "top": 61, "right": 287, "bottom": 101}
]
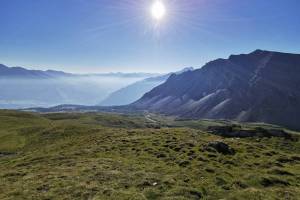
[{"left": 151, "top": 1, "right": 166, "bottom": 21}]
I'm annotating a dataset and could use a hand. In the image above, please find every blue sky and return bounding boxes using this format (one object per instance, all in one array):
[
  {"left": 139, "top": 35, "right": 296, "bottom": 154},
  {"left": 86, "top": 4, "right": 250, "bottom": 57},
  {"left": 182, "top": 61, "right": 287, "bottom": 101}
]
[{"left": 0, "top": 0, "right": 299, "bottom": 73}]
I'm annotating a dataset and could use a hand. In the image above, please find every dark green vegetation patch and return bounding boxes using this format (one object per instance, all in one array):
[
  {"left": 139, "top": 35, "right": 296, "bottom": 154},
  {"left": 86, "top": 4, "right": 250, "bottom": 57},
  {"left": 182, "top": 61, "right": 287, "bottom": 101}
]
[{"left": 0, "top": 110, "right": 299, "bottom": 199}]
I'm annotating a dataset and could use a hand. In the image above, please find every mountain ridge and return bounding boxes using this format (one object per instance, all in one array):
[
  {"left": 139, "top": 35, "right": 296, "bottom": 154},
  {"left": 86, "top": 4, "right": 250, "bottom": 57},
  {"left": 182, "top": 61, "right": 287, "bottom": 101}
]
[{"left": 0, "top": 64, "right": 73, "bottom": 78}]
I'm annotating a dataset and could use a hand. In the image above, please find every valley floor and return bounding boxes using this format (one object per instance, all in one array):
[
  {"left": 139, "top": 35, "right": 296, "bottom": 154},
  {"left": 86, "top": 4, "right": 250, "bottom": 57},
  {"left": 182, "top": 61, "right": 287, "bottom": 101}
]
[{"left": 0, "top": 110, "right": 299, "bottom": 200}]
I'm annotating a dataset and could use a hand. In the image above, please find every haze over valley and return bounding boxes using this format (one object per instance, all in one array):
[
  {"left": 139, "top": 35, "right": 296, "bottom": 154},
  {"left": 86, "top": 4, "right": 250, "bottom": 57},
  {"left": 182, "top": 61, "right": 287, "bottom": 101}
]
[{"left": 0, "top": 63, "right": 158, "bottom": 108}]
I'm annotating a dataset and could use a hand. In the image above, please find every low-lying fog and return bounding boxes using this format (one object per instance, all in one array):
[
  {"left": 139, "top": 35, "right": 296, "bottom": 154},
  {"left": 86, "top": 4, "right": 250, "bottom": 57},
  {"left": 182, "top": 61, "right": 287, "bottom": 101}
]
[{"left": 0, "top": 76, "right": 147, "bottom": 108}]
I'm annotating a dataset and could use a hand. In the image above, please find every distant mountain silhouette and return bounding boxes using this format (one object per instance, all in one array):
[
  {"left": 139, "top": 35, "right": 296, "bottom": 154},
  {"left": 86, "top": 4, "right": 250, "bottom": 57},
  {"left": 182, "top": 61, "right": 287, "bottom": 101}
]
[
  {"left": 0, "top": 64, "right": 72, "bottom": 78},
  {"left": 133, "top": 50, "right": 300, "bottom": 130},
  {"left": 100, "top": 67, "right": 194, "bottom": 106},
  {"left": 0, "top": 64, "right": 158, "bottom": 78}
]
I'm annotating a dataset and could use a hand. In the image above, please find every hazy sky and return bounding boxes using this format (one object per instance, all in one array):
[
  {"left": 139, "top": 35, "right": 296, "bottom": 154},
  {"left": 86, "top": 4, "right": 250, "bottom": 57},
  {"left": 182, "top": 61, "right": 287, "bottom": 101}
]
[{"left": 0, "top": 0, "right": 299, "bottom": 73}]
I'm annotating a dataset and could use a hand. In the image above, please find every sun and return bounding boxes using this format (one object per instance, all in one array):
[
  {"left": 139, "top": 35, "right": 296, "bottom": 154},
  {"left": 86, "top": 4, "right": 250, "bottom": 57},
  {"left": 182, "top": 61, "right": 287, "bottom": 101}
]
[{"left": 151, "top": 1, "right": 166, "bottom": 21}]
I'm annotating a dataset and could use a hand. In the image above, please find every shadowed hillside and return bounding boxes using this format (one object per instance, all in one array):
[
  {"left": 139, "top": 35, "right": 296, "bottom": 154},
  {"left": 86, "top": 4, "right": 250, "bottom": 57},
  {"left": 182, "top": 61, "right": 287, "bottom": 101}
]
[{"left": 133, "top": 50, "right": 300, "bottom": 131}]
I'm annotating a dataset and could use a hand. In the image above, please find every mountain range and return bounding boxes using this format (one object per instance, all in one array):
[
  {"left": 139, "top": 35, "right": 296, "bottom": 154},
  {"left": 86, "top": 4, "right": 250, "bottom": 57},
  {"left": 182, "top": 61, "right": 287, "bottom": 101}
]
[
  {"left": 0, "top": 64, "right": 157, "bottom": 78},
  {"left": 3, "top": 50, "right": 300, "bottom": 131},
  {"left": 133, "top": 50, "right": 300, "bottom": 130},
  {"left": 0, "top": 64, "right": 72, "bottom": 78}
]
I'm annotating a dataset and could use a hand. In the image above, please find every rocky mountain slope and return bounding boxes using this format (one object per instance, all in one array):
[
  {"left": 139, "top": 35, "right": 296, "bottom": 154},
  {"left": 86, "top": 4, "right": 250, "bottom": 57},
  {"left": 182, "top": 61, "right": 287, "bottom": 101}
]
[{"left": 133, "top": 50, "right": 300, "bottom": 130}]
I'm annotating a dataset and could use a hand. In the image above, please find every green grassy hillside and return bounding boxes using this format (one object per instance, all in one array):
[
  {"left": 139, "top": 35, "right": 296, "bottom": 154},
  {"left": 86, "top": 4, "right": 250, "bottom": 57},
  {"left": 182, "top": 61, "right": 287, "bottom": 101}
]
[{"left": 0, "top": 110, "right": 299, "bottom": 200}]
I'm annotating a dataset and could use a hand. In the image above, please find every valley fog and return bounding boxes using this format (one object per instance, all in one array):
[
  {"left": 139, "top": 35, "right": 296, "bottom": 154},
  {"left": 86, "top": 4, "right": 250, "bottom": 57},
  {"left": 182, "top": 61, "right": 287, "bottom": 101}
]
[{"left": 0, "top": 76, "right": 146, "bottom": 108}]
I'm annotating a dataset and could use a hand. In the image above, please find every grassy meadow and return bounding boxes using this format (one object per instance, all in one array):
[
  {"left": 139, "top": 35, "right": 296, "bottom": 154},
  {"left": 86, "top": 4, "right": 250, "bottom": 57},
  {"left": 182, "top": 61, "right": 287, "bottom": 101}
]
[{"left": 0, "top": 110, "right": 299, "bottom": 200}]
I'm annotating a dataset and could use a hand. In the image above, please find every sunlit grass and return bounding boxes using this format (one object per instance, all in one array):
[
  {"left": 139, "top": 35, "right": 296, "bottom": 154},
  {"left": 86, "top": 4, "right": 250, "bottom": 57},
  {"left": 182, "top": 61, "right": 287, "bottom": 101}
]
[{"left": 0, "top": 110, "right": 299, "bottom": 199}]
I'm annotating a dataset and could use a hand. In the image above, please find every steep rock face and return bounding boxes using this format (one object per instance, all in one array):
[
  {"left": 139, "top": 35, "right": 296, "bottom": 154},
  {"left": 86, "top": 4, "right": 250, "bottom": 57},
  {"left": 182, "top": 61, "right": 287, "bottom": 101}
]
[{"left": 133, "top": 50, "right": 300, "bottom": 130}]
